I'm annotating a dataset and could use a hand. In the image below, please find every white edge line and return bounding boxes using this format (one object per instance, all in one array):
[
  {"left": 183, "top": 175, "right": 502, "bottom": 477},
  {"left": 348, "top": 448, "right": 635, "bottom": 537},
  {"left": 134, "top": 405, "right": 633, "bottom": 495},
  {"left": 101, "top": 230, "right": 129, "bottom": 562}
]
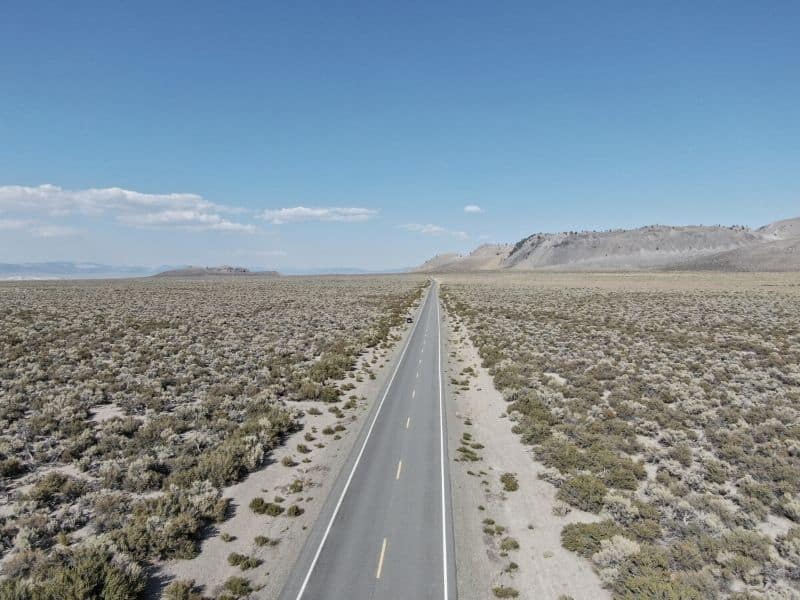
[
  {"left": 294, "top": 285, "right": 431, "bottom": 600},
  {"left": 437, "top": 282, "right": 449, "bottom": 600}
]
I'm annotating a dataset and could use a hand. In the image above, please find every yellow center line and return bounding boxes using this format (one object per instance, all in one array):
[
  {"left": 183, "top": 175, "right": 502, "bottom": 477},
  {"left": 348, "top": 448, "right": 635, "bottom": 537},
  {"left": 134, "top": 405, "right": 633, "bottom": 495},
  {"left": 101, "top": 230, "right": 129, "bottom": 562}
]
[
  {"left": 376, "top": 538, "right": 388, "bottom": 579},
  {"left": 396, "top": 460, "right": 403, "bottom": 480},
  {"left": 406, "top": 417, "right": 410, "bottom": 429}
]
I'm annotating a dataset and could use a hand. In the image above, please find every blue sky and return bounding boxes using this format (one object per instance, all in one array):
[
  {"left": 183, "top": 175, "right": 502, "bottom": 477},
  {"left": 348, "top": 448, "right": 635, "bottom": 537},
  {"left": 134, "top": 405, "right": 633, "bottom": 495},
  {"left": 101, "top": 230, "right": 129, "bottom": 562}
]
[{"left": 1, "top": 1, "right": 798, "bottom": 270}]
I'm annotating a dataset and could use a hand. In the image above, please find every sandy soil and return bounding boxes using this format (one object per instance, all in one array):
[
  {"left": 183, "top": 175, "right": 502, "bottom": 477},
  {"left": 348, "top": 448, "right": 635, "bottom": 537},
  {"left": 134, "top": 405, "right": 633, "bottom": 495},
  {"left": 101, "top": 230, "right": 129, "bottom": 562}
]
[
  {"left": 443, "top": 304, "right": 610, "bottom": 600},
  {"left": 89, "top": 403, "right": 125, "bottom": 422},
  {"left": 152, "top": 292, "right": 426, "bottom": 599}
]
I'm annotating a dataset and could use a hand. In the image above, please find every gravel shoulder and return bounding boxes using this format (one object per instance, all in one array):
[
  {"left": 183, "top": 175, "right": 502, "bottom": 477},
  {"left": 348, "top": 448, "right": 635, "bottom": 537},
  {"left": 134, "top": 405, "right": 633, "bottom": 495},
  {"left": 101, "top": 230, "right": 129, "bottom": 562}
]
[
  {"left": 443, "top": 302, "right": 610, "bottom": 600},
  {"left": 153, "top": 292, "right": 427, "bottom": 599}
]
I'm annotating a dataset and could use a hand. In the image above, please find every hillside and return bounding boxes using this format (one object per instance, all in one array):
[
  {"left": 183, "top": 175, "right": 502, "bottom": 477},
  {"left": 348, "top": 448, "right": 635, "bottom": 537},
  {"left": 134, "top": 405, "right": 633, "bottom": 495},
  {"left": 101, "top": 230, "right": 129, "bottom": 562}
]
[
  {"left": 154, "top": 265, "right": 280, "bottom": 277},
  {"left": 417, "top": 217, "right": 800, "bottom": 272},
  {"left": 415, "top": 244, "right": 512, "bottom": 272}
]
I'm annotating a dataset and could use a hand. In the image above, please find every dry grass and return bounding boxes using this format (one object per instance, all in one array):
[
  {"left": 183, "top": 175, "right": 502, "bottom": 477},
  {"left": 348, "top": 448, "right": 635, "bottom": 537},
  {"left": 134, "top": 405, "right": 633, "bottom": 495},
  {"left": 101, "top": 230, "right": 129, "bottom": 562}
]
[
  {"left": 441, "top": 271, "right": 800, "bottom": 598},
  {"left": 0, "top": 275, "right": 424, "bottom": 596}
]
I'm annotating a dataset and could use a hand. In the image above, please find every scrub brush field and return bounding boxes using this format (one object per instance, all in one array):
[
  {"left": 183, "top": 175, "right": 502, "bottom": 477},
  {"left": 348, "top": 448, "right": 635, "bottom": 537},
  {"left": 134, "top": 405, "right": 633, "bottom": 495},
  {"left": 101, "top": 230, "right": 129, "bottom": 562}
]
[
  {"left": 442, "top": 272, "right": 800, "bottom": 599},
  {"left": 0, "top": 276, "right": 424, "bottom": 598}
]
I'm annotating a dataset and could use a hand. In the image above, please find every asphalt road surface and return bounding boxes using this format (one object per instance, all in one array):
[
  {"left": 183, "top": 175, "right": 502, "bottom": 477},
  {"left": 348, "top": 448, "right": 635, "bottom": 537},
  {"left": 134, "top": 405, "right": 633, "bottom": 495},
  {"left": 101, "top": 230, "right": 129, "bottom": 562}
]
[{"left": 279, "top": 282, "right": 456, "bottom": 600}]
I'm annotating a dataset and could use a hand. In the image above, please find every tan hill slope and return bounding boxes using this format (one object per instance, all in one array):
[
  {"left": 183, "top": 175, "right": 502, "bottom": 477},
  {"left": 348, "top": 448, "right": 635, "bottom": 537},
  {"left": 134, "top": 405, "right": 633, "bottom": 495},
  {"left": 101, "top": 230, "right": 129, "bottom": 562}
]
[
  {"left": 417, "top": 217, "right": 800, "bottom": 272},
  {"left": 684, "top": 235, "right": 800, "bottom": 272},
  {"left": 414, "top": 244, "right": 512, "bottom": 272}
]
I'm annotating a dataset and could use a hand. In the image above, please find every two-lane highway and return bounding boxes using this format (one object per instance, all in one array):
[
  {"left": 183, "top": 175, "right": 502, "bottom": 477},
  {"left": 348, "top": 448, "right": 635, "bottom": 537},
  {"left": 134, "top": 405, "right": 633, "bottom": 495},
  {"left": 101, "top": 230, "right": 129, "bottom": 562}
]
[{"left": 279, "top": 282, "right": 456, "bottom": 600}]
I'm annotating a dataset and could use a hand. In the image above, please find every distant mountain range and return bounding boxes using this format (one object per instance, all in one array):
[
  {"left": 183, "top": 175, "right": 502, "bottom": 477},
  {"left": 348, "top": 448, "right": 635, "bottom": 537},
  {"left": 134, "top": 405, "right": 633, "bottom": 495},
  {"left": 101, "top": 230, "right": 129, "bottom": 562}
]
[
  {"left": 0, "top": 262, "right": 407, "bottom": 280},
  {"left": 0, "top": 262, "right": 178, "bottom": 280},
  {"left": 416, "top": 217, "right": 800, "bottom": 272}
]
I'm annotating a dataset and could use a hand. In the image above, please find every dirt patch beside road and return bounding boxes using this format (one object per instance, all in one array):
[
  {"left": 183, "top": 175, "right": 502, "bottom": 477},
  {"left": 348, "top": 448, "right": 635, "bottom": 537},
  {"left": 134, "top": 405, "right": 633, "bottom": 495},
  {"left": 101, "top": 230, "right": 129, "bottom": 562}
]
[
  {"left": 443, "top": 305, "right": 609, "bottom": 600},
  {"left": 155, "top": 292, "right": 426, "bottom": 598}
]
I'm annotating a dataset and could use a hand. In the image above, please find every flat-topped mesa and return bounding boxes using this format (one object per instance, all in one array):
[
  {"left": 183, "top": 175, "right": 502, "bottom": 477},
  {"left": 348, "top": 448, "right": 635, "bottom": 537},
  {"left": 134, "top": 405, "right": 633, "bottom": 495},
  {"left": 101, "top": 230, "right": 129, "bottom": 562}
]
[
  {"left": 154, "top": 265, "right": 280, "bottom": 277},
  {"left": 416, "top": 216, "right": 800, "bottom": 272}
]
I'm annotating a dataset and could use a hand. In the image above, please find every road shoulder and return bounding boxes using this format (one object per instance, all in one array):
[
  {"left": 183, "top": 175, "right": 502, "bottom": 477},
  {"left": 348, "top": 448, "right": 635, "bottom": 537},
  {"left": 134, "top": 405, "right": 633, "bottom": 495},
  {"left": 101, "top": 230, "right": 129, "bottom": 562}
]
[
  {"left": 157, "top": 289, "right": 429, "bottom": 599},
  {"left": 442, "top": 300, "right": 610, "bottom": 600}
]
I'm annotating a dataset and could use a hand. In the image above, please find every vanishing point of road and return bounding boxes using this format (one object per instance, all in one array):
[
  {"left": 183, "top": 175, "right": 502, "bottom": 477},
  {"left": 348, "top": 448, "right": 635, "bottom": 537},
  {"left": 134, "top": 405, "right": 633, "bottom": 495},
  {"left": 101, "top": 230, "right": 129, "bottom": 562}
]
[{"left": 279, "top": 282, "right": 457, "bottom": 600}]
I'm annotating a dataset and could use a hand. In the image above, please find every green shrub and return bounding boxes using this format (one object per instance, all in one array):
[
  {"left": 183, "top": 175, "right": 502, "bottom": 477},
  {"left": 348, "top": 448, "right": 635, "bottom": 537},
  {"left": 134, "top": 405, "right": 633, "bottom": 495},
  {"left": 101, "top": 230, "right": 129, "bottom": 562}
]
[
  {"left": 221, "top": 576, "right": 252, "bottom": 598},
  {"left": 309, "top": 348, "right": 356, "bottom": 382},
  {"left": 167, "top": 405, "right": 297, "bottom": 489},
  {"left": 557, "top": 475, "right": 607, "bottom": 513},
  {"left": 254, "top": 535, "right": 279, "bottom": 547},
  {"left": 227, "top": 553, "right": 262, "bottom": 570},
  {"left": 492, "top": 586, "right": 520, "bottom": 598},
  {"left": 286, "top": 504, "right": 304, "bottom": 517},
  {"left": 0, "top": 457, "right": 27, "bottom": 479},
  {"left": 500, "top": 537, "right": 520, "bottom": 552},
  {"left": 164, "top": 579, "right": 205, "bottom": 600},
  {"left": 669, "top": 540, "right": 705, "bottom": 571},
  {"left": 536, "top": 440, "right": 584, "bottom": 473},
  {"left": 500, "top": 473, "right": 519, "bottom": 492},
  {"left": 630, "top": 519, "right": 661, "bottom": 542},
  {"left": 114, "top": 484, "right": 228, "bottom": 560},
  {"left": 614, "top": 575, "right": 704, "bottom": 599},
  {"left": 28, "top": 472, "right": 86, "bottom": 508},
  {"left": 561, "top": 520, "right": 624, "bottom": 557},
  {"left": 15, "top": 546, "right": 146, "bottom": 600},
  {"left": 249, "top": 497, "right": 284, "bottom": 516}
]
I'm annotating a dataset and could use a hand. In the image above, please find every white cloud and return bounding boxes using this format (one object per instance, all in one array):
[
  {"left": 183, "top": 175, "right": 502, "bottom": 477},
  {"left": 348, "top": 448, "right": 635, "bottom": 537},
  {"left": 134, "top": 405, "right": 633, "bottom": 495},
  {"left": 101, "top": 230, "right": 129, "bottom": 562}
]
[
  {"left": 0, "top": 218, "right": 79, "bottom": 237},
  {"left": 0, "top": 184, "right": 218, "bottom": 215},
  {"left": 0, "top": 218, "right": 34, "bottom": 231},
  {"left": 32, "top": 224, "right": 81, "bottom": 238},
  {"left": 400, "top": 223, "right": 468, "bottom": 239},
  {"left": 233, "top": 249, "right": 288, "bottom": 258},
  {"left": 260, "top": 206, "right": 377, "bottom": 224},
  {"left": 120, "top": 209, "right": 256, "bottom": 232},
  {"left": 0, "top": 184, "right": 254, "bottom": 233},
  {"left": 464, "top": 204, "right": 483, "bottom": 213}
]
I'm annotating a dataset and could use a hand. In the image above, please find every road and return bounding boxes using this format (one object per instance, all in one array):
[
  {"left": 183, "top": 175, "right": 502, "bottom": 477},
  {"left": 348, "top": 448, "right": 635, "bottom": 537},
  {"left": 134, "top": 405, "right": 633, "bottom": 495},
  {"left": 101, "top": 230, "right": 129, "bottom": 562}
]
[{"left": 279, "top": 282, "right": 456, "bottom": 600}]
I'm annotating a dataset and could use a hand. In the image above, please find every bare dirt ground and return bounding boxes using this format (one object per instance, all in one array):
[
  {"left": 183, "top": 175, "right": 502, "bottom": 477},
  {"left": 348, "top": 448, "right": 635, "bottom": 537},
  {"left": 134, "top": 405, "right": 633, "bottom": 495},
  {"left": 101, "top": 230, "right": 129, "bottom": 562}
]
[
  {"left": 156, "top": 291, "right": 426, "bottom": 598},
  {"left": 443, "top": 300, "right": 610, "bottom": 600}
]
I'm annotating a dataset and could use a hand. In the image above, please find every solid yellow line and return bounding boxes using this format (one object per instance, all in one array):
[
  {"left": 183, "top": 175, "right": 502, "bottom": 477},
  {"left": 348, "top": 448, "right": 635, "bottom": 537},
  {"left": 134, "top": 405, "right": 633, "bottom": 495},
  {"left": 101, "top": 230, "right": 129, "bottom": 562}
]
[
  {"left": 376, "top": 538, "right": 388, "bottom": 579},
  {"left": 396, "top": 460, "right": 403, "bottom": 480},
  {"left": 406, "top": 417, "right": 411, "bottom": 429}
]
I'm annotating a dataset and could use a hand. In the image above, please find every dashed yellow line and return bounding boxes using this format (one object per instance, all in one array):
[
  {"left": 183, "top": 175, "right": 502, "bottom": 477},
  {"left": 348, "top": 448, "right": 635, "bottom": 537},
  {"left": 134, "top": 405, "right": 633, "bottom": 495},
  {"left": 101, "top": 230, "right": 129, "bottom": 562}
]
[{"left": 376, "top": 538, "right": 388, "bottom": 579}]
